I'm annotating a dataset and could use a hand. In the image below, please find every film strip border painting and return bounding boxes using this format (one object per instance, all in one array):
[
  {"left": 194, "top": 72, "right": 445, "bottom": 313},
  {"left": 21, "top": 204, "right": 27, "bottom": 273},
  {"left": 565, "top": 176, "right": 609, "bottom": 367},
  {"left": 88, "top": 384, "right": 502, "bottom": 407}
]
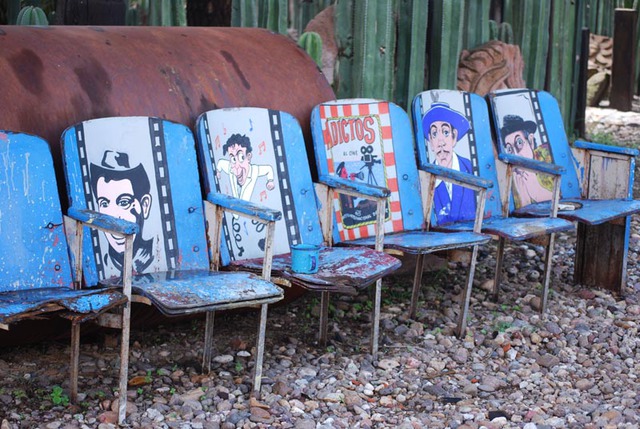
[
  {"left": 201, "top": 115, "right": 235, "bottom": 260},
  {"left": 75, "top": 119, "right": 180, "bottom": 279},
  {"left": 319, "top": 101, "right": 403, "bottom": 242},
  {"left": 525, "top": 90, "right": 553, "bottom": 160},
  {"left": 74, "top": 123, "right": 105, "bottom": 279},
  {"left": 148, "top": 118, "right": 179, "bottom": 270},
  {"left": 267, "top": 110, "right": 302, "bottom": 247}
]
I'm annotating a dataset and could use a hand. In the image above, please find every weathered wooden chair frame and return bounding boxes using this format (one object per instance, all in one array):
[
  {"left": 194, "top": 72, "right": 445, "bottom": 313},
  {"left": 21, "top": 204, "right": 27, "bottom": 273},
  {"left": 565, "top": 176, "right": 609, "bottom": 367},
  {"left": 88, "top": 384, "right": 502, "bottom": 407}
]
[
  {"left": 0, "top": 131, "right": 133, "bottom": 419},
  {"left": 61, "top": 117, "right": 284, "bottom": 424},
  {"left": 311, "top": 99, "right": 492, "bottom": 338},
  {"left": 488, "top": 89, "right": 640, "bottom": 295},
  {"left": 195, "top": 107, "right": 401, "bottom": 359}
]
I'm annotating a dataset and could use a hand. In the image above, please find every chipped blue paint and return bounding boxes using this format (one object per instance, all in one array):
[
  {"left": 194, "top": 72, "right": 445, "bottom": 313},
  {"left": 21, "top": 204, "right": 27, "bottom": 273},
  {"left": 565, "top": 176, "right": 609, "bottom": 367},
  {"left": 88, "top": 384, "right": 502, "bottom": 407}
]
[
  {"left": 0, "top": 131, "right": 128, "bottom": 326},
  {"left": 100, "top": 270, "right": 282, "bottom": 316},
  {"left": 229, "top": 246, "right": 401, "bottom": 294},
  {"left": 516, "top": 198, "right": 640, "bottom": 225},
  {"left": 349, "top": 230, "right": 490, "bottom": 253},
  {"left": 68, "top": 207, "right": 139, "bottom": 235},
  {"left": 440, "top": 216, "right": 574, "bottom": 241}
]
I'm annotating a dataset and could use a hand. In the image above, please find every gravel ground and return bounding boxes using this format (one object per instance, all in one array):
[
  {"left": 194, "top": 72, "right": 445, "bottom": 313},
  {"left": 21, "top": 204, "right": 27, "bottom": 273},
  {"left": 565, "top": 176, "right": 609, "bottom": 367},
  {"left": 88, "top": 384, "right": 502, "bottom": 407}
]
[{"left": 2, "top": 106, "right": 640, "bottom": 429}]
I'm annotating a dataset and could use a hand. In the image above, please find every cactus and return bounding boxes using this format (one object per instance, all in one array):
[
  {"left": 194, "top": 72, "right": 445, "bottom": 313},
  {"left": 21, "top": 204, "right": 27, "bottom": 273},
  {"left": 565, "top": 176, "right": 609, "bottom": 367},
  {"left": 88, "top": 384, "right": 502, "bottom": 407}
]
[
  {"left": 489, "top": 20, "right": 514, "bottom": 44},
  {"left": 429, "top": 0, "right": 465, "bottom": 89},
  {"left": 351, "top": 0, "right": 396, "bottom": 100},
  {"left": 298, "top": 31, "right": 323, "bottom": 68},
  {"left": 464, "top": 0, "right": 491, "bottom": 50},
  {"left": 519, "top": 0, "right": 551, "bottom": 89},
  {"left": 293, "top": 0, "right": 332, "bottom": 36},
  {"left": 334, "top": 0, "right": 355, "bottom": 99},
  {"left": 7, "top": 0, "right": 21, "bottom": 24},
  {"left": 16, "top": 6, "right": 48, "bottom": 25},
  {"left": 233, "top": 0, "right": 287, "bottom": 33},
  {"left": 394, "top": 0, "right": 428, "bottom": 109},
  {"left": 127, "top": 0, "right": 185, "bottom": 26}
]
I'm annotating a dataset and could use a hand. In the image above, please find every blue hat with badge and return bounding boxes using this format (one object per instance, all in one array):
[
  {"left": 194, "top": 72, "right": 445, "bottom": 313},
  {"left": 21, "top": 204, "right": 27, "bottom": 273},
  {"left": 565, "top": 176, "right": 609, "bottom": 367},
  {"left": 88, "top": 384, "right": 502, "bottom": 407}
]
[{"left": 422, "top": 102, "right": 470, "bottom": 142}]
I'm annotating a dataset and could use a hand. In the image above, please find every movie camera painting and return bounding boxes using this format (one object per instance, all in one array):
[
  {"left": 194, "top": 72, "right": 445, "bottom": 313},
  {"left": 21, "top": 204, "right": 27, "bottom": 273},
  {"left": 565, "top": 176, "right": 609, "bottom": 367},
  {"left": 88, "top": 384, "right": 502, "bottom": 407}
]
[{"left": 317, "top": 100, "right": 407, "bottom": 242}]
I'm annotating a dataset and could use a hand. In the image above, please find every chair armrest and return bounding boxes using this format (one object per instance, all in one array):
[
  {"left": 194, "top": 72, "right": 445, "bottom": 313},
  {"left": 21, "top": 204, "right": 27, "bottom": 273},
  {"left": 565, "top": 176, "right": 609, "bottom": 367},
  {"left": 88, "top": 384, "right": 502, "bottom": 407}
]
[
  {"left": 318, "top": 174, "right": 390, "bottom": 199},
  {"left": 574, "top": 140, "right": 639, "bottom": 157},
  {"left": 206, "top": 193, "right": 282, "bottom": 222},
  {"left": 498, "top": 153, "right": 565, "bottom": 176},
  {"left": 67, "top": 207, "right": 139, "bottom": 235},
  {"left": 419, "top": 163, "right": 493, "bottom": 190}
]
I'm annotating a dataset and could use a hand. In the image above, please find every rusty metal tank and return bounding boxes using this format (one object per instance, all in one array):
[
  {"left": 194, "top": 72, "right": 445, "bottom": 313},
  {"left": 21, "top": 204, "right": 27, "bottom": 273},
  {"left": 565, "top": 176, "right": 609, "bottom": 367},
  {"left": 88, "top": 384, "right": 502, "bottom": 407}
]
[{"left": 0, "top": 25, "right": 335, "bottom": 345}]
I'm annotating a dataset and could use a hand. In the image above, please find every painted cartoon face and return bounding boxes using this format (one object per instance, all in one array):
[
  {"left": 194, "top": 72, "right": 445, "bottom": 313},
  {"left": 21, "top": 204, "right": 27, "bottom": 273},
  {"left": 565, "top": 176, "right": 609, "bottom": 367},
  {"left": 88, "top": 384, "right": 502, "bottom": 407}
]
[
  {"left": 96, "top": 177, "right": 150, "bottom": 252},
  {"left": 227, "top": 143, "right": 253, "bottom": 186},
  {"left": 504, "top": 131, "right": 534, "bottom": 158},
  {"left": 428, "top": 121, "right": 458, "bottom": 168}
]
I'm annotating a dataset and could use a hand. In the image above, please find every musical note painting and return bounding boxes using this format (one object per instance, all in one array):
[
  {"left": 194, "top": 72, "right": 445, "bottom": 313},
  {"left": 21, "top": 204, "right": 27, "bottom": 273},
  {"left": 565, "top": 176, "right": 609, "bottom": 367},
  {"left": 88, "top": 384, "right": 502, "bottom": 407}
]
[{"left": 199, "top": 108, "right": 295, "bottom": 261}]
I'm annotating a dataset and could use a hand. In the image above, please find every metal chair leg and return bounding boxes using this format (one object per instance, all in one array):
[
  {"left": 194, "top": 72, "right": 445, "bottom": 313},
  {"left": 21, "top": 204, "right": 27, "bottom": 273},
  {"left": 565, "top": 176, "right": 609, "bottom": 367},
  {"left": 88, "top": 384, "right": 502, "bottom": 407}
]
[
  {"left": 70, "top": 322, "right": 80, "bottom": 403},
  {"left": 540, "top": 233, "right": 556, "bottom": 314},
  {"left": 409, "top": 254, "right": 425, "bottom": 319},
  {"left": 202, "top": 311, "right": 215, "bottom": 373},
  {"left": 252, "top": 304, "right": 269, "bottom": 399},
  {"left": 117, "top": 302, "right": 132, "bottom": 426},
  {"left": 456, "top": 245, "right": 480, "bottom": 338},
  {"left": 371, "top": 278, "right": 382, "bottom": 359},
  {"left": 492, "top": 237, "right": 506, "bottom": 302},
  {"left": 319, "top": 291, "right": 330, "bottom": 346}
]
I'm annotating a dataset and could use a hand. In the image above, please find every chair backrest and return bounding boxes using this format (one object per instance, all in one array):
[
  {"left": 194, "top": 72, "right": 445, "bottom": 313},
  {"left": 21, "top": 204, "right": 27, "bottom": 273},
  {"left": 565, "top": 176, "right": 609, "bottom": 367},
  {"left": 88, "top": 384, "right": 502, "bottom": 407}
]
[
  {"left": 0, "top": 131, "right": 73, "bottom": 292},
  {"left": 310, "top": 99, "right": 424, "bottom": 244},
  {"left": 196, "top": 107, "right": 323, "bottom": 266},
  {"left": 61, "top": 117, "right": 209, "bottom": 285},
  {"left": 412, "top": 89, "right": 503, "bottom": 222},
  {"left": 487, "top": 88, "right": 582, "bottom": 207}
]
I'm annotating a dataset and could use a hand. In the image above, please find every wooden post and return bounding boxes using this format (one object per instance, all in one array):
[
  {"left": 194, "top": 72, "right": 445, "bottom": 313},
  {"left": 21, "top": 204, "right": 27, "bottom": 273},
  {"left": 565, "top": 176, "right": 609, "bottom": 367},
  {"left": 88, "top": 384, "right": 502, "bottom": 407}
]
[
  {"left": 575, "top": 27, "right": 590, "bottom": 138},
  {"left": 610, "top": 8, "right": 638, "bottom": 111}
]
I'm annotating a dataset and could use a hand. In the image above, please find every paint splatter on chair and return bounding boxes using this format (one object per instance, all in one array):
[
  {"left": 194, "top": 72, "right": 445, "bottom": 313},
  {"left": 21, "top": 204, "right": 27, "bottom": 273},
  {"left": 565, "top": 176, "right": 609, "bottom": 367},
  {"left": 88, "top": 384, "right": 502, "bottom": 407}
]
[{"left": 61, "top": 117, "right": 283, "bottom": 424}]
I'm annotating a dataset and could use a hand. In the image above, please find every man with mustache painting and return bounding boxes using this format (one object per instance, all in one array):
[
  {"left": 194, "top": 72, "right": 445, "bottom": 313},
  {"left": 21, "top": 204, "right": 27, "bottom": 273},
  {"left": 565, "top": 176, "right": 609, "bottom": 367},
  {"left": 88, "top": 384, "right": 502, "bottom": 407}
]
[{"left": 422, "top": 102, "right": 477, "bottom": 225}]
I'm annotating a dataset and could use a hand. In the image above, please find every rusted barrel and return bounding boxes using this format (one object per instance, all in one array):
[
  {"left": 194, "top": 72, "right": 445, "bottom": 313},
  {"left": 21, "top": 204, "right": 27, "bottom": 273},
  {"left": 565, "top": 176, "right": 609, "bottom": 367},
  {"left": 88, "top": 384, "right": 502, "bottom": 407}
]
[
  {"left": 0, "top": 25, "right": 334, "bottom": 345},
  {"left": 0, "top": 25, "right": 334, "bottom": 193}
]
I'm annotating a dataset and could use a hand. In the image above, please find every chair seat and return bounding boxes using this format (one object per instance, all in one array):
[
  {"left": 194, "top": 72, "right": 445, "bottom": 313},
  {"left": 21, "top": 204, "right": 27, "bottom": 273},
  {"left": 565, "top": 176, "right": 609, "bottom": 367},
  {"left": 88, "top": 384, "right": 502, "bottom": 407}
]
[
  {"left": 345, "top": 230, "right": 491, "bottom": 255},
  {"left": 229, "top": 247, "right": 401, "bottom": 295},
  {"left": 438, "top": 216, "right": 574, "bottom": 241},
  {"left": 514, "top": 198, "right": 640, "bottom": 225},
  {"left": 101, "top": 270, "right": 283, "bottom": 316},
  {"left": 0, "top": 287, "right": 127, "bottom": 325}
]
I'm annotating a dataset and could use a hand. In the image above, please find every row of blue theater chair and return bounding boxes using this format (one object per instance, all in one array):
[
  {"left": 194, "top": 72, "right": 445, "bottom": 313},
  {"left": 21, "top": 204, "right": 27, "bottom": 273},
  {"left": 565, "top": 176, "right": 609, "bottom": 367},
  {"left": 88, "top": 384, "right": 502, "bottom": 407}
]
[{"left": 2, "top": 88, "right": 639, "bottom": 425}]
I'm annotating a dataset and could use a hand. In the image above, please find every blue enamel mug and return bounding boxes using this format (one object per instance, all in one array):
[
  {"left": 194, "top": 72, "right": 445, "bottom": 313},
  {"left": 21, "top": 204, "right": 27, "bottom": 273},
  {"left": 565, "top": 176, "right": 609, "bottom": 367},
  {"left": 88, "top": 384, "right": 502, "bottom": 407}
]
[{"left": 291, "top": 244, "right": 320, "bottom": 274}]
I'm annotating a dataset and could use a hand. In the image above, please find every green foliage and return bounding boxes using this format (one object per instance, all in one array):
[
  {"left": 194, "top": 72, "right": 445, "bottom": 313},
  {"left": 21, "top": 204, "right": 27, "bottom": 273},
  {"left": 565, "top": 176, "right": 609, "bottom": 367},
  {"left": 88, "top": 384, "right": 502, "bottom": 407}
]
[
  {"left": 50, "top": 386, "right": 69, "bottom": 407},
  {"left": 298, "top": 31, "right": 323, "bottom": 68},
  {"left": 16, "top": 5, "right": 48, "bottom": 25}
]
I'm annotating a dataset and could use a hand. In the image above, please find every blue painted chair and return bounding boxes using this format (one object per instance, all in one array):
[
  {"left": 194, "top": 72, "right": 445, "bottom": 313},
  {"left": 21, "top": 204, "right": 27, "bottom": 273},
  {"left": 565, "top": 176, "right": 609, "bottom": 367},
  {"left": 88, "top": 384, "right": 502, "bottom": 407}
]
[
  {"left": 310, "top": 99, "right": 492, "bottom": 338},
  {"left": 0, "top": 131, "right": 129, "bottom": 410},
  {"left": 61, "top": 117, "right": 283, "bottom": 424},
  {"left": 411, "top": 90, "right": 575, "bottom": 315},
  {"left": 488, "top": 89, "right": 640, "bottom": 294},
  {"left": 195, "top": 107, "right": 401, "bottom": 357}
]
